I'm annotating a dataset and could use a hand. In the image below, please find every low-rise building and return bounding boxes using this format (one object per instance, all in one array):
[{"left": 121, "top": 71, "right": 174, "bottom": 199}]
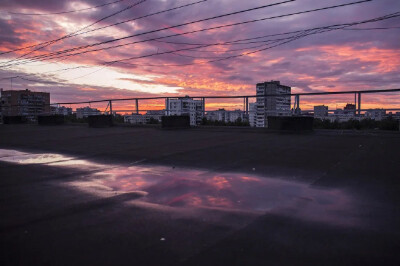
[
  {"left": 124, "top": 110, "right": 165, "bottom": 125},
  {"left": 76, "top": 107, "right": 101, "bottom": 119},
  {"left": 314, "top": 105, "right": 328, "bottom": 119},
  {"left": 332, "top": 109, "right": 356, "bottom": 122},
  {"left": 51, "top": 106, "right": 73, "bottom": 116},
  {"left": 124, "top": 114, "right": 147, "bottom": 124},
  {"left": 365, "top": 109, "right": 386, "bottom": 121},
  {"left": 206, "top": 109, "right": 226, "bottom": 122},
  {"left": 145, "top": 110, "right": 164, "bottom": 122},
  {"left": 206, "top": 109, "right": 245, "bottom": 123}
]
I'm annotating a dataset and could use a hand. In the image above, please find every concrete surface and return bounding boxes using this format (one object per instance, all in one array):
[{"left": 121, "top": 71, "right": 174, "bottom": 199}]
[{"left": 0, "top": 124, "right": 399, "bottom": 265}]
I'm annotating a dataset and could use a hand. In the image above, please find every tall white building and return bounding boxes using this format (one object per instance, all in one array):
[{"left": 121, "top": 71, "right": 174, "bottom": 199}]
[
  {"left": 76, "top": 107, "right": 101, "bottom": 119},
  {"left": 165, "top": 96, "right": 204, "bottom": 126},
  {"left": 255, "top": 81, "right": 291, "bottom": 127}
]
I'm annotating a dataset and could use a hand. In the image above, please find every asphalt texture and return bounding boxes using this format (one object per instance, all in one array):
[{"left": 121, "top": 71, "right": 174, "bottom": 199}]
[{"left": 0, "top": 124, "right": 399, "bottom": 265}]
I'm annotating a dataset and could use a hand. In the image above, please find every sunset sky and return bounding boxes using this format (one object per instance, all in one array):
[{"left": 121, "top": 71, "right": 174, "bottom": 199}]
[{"left": 0, "top": 0, "right": 399, "bottom": 112}]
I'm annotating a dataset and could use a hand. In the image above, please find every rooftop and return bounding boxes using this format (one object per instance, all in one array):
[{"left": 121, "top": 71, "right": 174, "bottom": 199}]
[{"left": 1, "top": 125, "right": 399, "bottom": 265}]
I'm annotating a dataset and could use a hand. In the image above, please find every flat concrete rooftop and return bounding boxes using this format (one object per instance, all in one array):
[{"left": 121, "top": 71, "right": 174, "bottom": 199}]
[{"left": 0, "top": 124, "right": 399, "bottom": 265}]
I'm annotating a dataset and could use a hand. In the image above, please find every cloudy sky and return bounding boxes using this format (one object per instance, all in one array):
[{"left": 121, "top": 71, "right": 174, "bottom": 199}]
[{"left": 0, "top": 0, "right": 399, "bottom": 111}]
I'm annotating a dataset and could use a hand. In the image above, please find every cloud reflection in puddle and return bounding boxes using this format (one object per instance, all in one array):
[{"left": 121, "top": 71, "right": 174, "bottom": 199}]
[
  {"left": 95, "top": 166, "right": 358, "bottom": 226},
  {"left": 0, "top": 148, "right": 360, "bottom": 227}
]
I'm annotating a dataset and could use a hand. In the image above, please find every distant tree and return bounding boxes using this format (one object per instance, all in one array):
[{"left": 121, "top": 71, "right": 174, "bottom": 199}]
[
  {"left": 200, "top": 117, "right": 249, "bottom": 127},
  {"left": 360, "top": 118, "right": 378, "bottom": 129},
  {"left": 313, "top": 118, "right": 323, "bottom": 129},
  {"left": 341, "top": 119, "right": 360, "bottom": 130},
  {"left": 113, "top": 114, "right": 124, "bottom": 123},
  {"left": 379, "top": 117, "right": 399, "bottom": 131},
  {"left": 312, "top": 117, "right": 399, "bottom": 131}
]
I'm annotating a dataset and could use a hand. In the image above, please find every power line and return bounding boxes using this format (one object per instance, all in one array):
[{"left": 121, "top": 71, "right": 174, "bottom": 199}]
[
  {"left": 8, "top": 0, "right": 127, "bottom": 16},
  {"left": 1, "top": 0, "right": 148, "bottom": 66},
  {"left": 1, "top": 11, "right": 398, "bottom": 82},
  {"left": 3, "top": 0, "right": 373, "bottom": 68},
  {"left": 0, "top": 26, "right": 363, "bottom": 82},
  {"left": 0, "top": 32, "right": 308, "bottom": 82},
  {"left": 1, "top": 0, "right": 296, "bottom": 67},
  {"left": 343, "top": 26, "right": 400, "bottom": 30},
  {"left": 0, "top": 0, "right": 208, "bottom": 56},
  {"left": 60, "top": 12, "right": 400, "bottom": 80}
]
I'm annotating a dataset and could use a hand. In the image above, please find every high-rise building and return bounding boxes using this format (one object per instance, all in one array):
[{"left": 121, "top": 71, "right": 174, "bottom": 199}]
[
  {"left": 165, "top": 96, "right": 204, "bottom": 126},
  {"left": 0, "top": 89, "right": 50, "bottom": 121},
  {"left": 255, "top": 81, "right": 291, "bottom": 127}
]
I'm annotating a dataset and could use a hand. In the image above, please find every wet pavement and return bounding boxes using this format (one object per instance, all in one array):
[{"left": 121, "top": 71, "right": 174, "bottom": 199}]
[
  {"left": 0, "top": 125, "right": 399, "bottom": 265},
  {"left": 0, "top": 149, "right": 360, "bottom": 227}
]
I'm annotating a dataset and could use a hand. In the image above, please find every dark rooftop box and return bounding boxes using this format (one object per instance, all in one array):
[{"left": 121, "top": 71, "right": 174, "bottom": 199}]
[
  {"left": 161, "top": 115, "right": 190, "bottom": 129},
  {"left": 3, "top": 116, "right": 27, "bottom": 124},
  {"left": 268, "top": 116, "right": 314, "bottom": 131},
  {"left": 88, "top": 115, "right": 113, "bottom": 128},
  {"left": 38, "top": 115, "right": 65, "bottom": 125}
]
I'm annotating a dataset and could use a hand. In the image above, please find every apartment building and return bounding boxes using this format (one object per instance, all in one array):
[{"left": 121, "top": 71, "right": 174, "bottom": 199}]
[
  {"left": 51, "top": 106, "right": 73, "bottom": 116},
  {"left": 76, "top": 107, "right": 101, "bottom": 119},
  {"left": 314, "top": 105, "right": 329, "bottom": 119},
  {"left": 255, "top": 81, "right": 291, "bottom": 127},
  {"left": 165, "top": 96, "right": 204, "bottom": 126},
  {"left": 206, "top": 109, "right": 245, "bottom": 123},
  {"left": 0, "top": 89, "right": 50, "bottom": 121}
]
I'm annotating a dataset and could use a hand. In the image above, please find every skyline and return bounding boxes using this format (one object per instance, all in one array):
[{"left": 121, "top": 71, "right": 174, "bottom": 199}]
[{"left": 0, "top": 0, "right": 399, "bottom": 110}]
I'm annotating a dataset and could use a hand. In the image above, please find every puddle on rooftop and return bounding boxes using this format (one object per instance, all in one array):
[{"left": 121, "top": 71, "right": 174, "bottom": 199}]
[
  {"left": 0, "top": 149, "right": 105, "bottom": 170},
  {"left": 0, "top": 148, "right": 361, "bottom": 227}
]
